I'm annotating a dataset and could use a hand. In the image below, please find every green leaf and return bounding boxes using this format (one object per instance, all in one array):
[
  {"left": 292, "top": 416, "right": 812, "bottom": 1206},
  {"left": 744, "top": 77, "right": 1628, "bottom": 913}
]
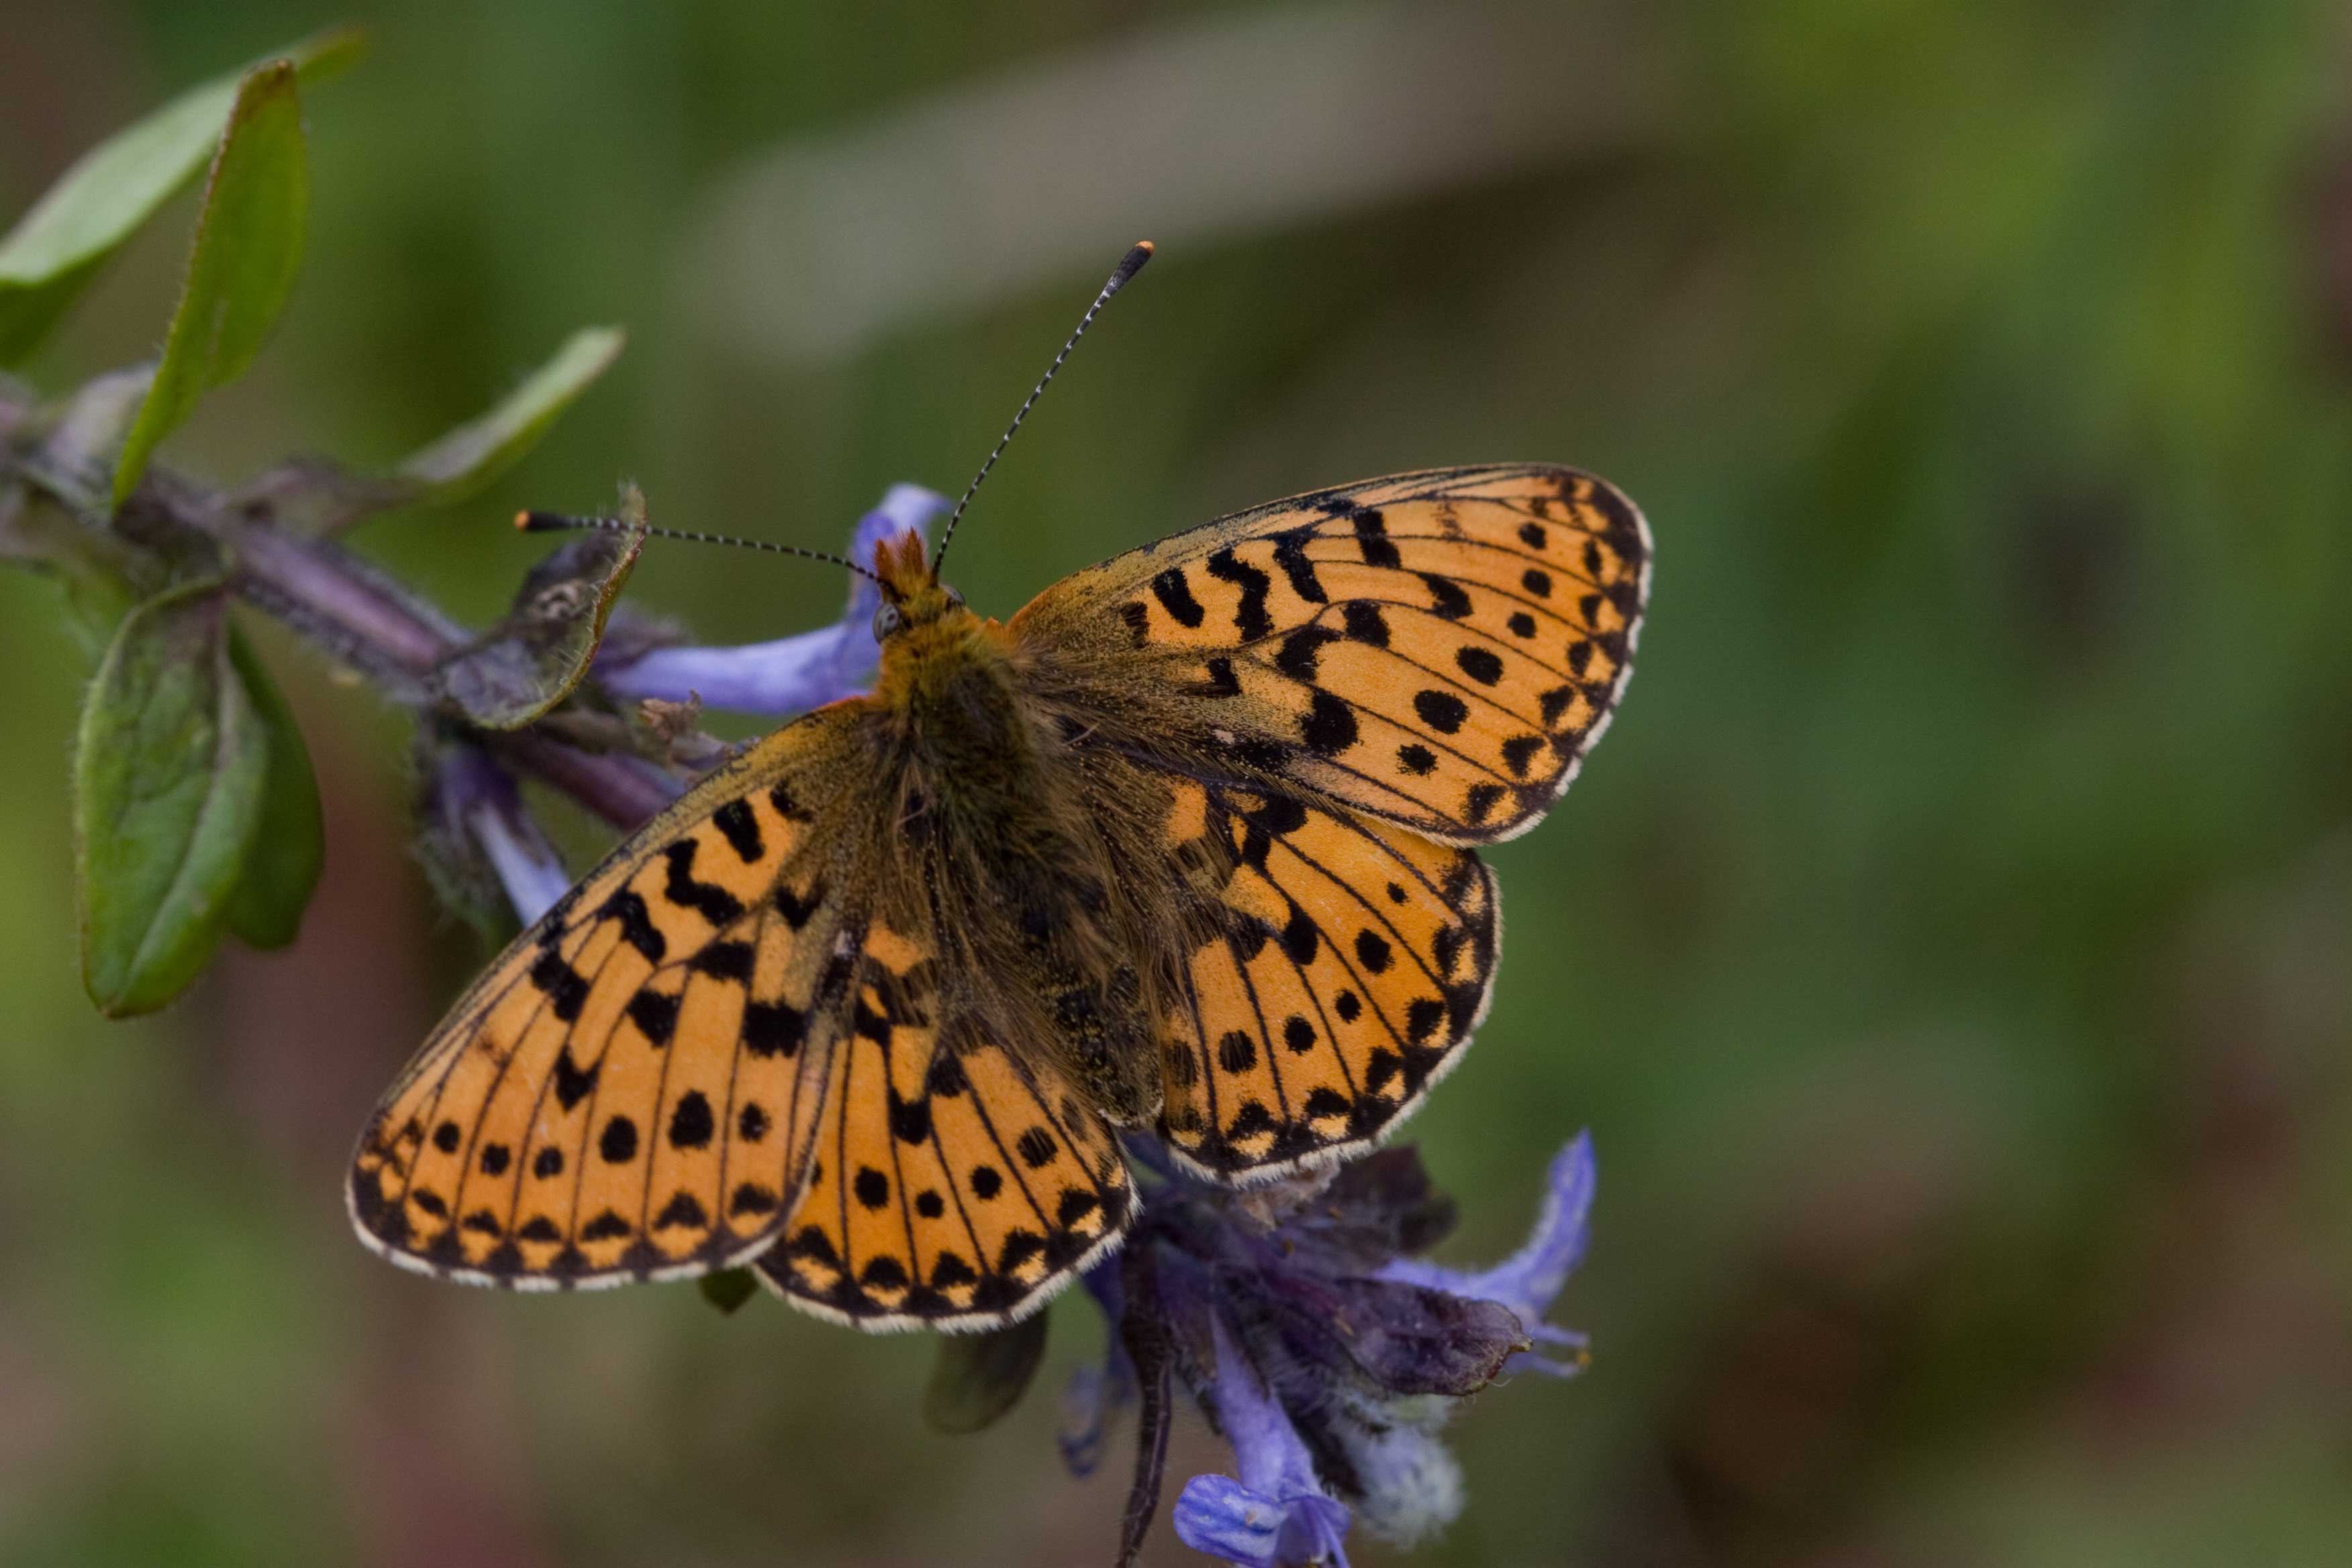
[
  {"left": 699, "top": 1269, "right": 760, "bottom": 1315},
  {"left": 75, "top": 583, "right": 269, "bottom": 1016},
  {"left": 222, "top": 632, "right": 323, "bottom": 950},
  {"left": 432, "top": 488, "right": 648, "bottom": 728},
  {"left": 111, "top": 60, "right": 311, "bottom": 509},
  {"left": 923, "top": 1312, "right": 1050, "bottom": 1435},
  {"left": 395, "top": 327, "right": 626, "bottom": 505},
  {"left": 0, "top": 29, "right": 361, "bottom": 366}
]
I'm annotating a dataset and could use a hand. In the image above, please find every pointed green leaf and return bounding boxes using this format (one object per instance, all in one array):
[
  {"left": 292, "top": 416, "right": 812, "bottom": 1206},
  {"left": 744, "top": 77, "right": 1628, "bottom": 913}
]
[
  {"left": 699, "top": 1269, "right": 760, "bottom": 1315},
  {"left": 0, "top": 30, "right": 361, "bottom": 366},
  {"left": 433, "top": 490, "right": 648, "bottom": 728},
  {"left": 395, "top": 327, "right": 626, "bottom": 505},
  {"left": 111, "top": 61, "right": 311, "bottom": 509},
  {"left": 75, "top": 583, "right": 268, "bottom": 1016},
  {"left": 924, "top": 1312, "right": 1050, "bottom": 1435},
  {"left": 223, "top": 632, "right": 323, "bottom": 950}
]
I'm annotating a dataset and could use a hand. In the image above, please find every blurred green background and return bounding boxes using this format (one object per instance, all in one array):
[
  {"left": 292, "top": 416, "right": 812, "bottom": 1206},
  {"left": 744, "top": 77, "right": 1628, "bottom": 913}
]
[{"left": 5, "top": 2, "right": 2351, "bottom": 1564}]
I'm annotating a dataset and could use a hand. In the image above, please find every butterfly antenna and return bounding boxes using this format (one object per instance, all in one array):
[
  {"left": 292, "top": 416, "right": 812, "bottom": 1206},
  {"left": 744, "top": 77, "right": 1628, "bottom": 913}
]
[
  {"left": 931, "top": 240, "right": 1155, "bottom": 573},
  {"left": 516, "top": 510, "right": 885, "bottom": 587}
]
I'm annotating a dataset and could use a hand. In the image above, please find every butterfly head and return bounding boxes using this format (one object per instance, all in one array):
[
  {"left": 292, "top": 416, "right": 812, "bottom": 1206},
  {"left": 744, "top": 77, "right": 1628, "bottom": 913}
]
[{"left": 869, "top": 526, "right": 968, "bottom": 642}]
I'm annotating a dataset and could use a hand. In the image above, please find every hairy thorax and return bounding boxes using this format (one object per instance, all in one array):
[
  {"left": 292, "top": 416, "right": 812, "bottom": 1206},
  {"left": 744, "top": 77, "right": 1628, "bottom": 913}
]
[{"left": 866, "top": 603, "right": 1169, "bottom": 1124}]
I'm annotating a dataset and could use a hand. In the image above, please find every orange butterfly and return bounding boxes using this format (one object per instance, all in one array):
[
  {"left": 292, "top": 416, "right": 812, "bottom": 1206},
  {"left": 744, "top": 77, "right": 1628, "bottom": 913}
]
[{"left": 348, "top": 254, "right": 1650, "bottom": 1332}]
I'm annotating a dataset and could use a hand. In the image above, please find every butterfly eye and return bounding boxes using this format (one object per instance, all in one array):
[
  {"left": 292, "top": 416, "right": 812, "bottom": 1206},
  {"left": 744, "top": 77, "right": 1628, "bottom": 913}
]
[{"left": 873, "top": 603, "right": 903, "bottom": 640}]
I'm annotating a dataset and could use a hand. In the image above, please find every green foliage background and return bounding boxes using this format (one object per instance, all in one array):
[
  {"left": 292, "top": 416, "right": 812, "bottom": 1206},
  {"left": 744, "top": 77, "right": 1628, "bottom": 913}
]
[{"left": 3, "top": 3, "right": 2349, "bottom": 1563}]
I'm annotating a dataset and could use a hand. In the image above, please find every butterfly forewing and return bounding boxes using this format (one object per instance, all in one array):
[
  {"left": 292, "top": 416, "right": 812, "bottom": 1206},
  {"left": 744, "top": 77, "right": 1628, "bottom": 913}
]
[
  {"left": 1015, "top": 464, "right": 1649, "bottom": 845},
  {"left": 348, "top": 711, "right": 866, "bottom": 1287}
]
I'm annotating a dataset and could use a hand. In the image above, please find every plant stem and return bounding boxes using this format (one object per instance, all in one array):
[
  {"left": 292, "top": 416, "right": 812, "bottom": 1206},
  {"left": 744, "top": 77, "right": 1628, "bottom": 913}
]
[{"left": 1, "top": 389, "right": 675, "bottom": 832}]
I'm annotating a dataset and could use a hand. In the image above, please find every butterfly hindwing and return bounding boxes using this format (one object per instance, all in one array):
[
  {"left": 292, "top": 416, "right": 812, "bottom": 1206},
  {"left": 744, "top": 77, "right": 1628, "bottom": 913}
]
[
  {"left": 348, "top": 711, "right": 864, "bottom": 1287},
  {"left": 1148, "top": 777, "right": 1498, "bottom": 1179},
  {"left": 1015, "top": 464, "right": 1649, "bottom": 845},
  {"left": 753, "top": 944, "right": 1134, "bottom": 1329}
]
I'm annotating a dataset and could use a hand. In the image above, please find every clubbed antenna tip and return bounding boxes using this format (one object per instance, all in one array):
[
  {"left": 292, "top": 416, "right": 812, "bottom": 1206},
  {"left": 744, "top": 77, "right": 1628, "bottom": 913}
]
[
  {"left": 931, "top": 240, "right": 1159, "bottom": 573},
  {"left": 1110, "top": 240, "right": 1155, "bottom": 290}
]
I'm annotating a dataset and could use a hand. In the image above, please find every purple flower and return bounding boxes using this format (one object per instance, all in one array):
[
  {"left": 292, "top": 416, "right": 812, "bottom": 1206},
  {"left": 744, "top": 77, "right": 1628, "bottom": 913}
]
[
  {"left": 1173, "top": 1316, "right": 1355, "bottom": 1567},
  {"left": 597, "top": 483, "right": 945, "bottom": 714},
  {"left": 427, "top": 744, "right": 575, "bottom": 926},
  {"left": 1379, "top": 1133, "right": 1596, "bottom": 1378},
  {"left": 1075, "top": 1136, "right": 1598, "bottom": 1567}
]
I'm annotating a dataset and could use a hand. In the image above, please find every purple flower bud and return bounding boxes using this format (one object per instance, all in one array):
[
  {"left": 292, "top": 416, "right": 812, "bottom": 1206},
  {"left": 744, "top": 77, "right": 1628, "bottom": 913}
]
[
  {"left": 435, "top": 747, "right": 572, "bottom": 924},
  {"left": 1378, "top": 1132, "right": 1596, "bottom": 1376},
  {"left": 1173, "top": 1316, "right": 1354, "bottom": 1568},
  {"left": 597, "top": 483, "right": 947, "bottom": 714}
]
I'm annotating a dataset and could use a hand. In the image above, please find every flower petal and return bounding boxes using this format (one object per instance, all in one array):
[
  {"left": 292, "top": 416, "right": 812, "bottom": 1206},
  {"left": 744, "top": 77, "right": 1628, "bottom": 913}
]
[
  {"left": 1173, "top": 1474, "right": 1351, "bottom": 1568},
  {"left": 596, "top": 483, "right": 946, "bottom": 713},
  {"left": 436, "top": 747, "right": 572, "bottom": 923},
  {"left": 1379, "top": 1132, "right": 1594, "bottom": 1338},
  {"left": 1174, "top": 1312, "right": 1355, "bottom": 1566}
]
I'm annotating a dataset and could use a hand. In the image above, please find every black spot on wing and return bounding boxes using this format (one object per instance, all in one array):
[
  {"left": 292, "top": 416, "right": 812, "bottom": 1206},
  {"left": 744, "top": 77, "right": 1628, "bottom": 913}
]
[
  {"left": 773, "top": 879, "right": 825, "bottom": 930},
  {"left": 626, "top": 989, "right": 680, "bottom": 1046},
  {"left": 1274, "top": 627, "right": 1339, "bottom": 681},
  {"left": 1341, "top": 601, "right": 1390, "bottom": 647},
  {"left": 742, "top": 999, "right": 805, "bottom": 1058},
  {"left": 552, "top": 1050, "right": 598, "bottom": 1112},
  {"left": 1191, "top": 657, "right": 1242, "bottom": 698},
  {"left": 1420, "top": 574, "right": 1473, "bottom": 620},
  {"left": 1206, "top": 549, "right": 1273, "bottom": 641},
  {"left": 1150, "top": 567, "right": 1206, "bottom": 628},
  {"left": 667, "top": 1090, "right": 714, "bottom": 1149},
  {"left": 597, "top": 890, "right": 666, "bottom": 962},
  {"left": 654, "top": 1191, "right": 708, "bottom": 1230},
  {"left": 598, "top": 1116, "right": 638, "bottom": 1164},
  {"left": 529, "top": 950, "right": 589, "bottom": 1021},
  {"left": 1413, "top": 690, "right": 1470, "bottom": 735},
  {"left": 663, "top": 839, "right": 744, "bottom": 926},
  {"left": 888, "top": 1087, "right": 932, "bottom": 1144},
  {"left": 1269, "top": 527, "right": 1326, "bottom": 602},
  {"left": 711, "top": 797, "right": 764, "bottom": 863},
  {"left": 691, "top": 940, "right": 754, "bottom": 981},
  {"left": 1301, "top": 691, "right": 1358, "bottom": 756},
  {"left": 1455, "top": 646, "right": 1504, "bottom": 685}
]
